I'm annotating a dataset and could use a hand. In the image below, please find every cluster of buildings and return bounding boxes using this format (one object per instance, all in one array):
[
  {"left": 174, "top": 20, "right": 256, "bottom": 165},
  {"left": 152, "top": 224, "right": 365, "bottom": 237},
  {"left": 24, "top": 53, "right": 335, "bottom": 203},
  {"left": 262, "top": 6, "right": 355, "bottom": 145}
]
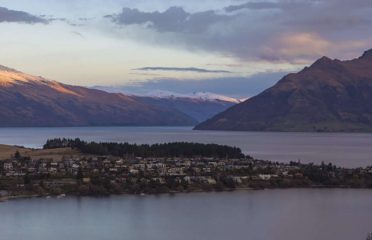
[
  {"left": 1, "top": 153, "right": 372, "bottom": 197},
  {"left": 0, "top": 154, "right": 299, "bottom": 188}
]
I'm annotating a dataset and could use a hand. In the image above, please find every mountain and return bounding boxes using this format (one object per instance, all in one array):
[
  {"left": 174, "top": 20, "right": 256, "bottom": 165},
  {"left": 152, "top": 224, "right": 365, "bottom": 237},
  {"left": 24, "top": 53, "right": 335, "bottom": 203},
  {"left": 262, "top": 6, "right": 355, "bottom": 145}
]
[
  {"left": 94, "top": 88, "right": 240, "bottom": 123},
  {"left": 133, "top": 90, "right": 241, "bottom": 104},
  {"left": 0, "top": 66, "right": 197, "bottom": 127},
  {"left": 133, "top": 95, "right": 236, "bottom": 123},
  {"left": 195, "top": 49, "right": 372, "bottom": 132}
]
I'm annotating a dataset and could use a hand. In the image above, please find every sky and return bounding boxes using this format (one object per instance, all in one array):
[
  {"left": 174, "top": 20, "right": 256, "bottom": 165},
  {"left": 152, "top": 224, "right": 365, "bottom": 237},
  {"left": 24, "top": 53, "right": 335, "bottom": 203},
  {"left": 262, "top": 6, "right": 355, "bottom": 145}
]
[{"left": 0, "top": 0, "right": 371, "bottom": 97}]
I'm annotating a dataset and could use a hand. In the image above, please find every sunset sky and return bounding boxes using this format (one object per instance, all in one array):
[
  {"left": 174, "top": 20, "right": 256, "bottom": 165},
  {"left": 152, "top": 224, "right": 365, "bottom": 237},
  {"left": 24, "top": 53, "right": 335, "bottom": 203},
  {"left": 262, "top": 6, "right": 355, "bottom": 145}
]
[{"left": 0, "top": 0, "right": 371, "bottom": 97}]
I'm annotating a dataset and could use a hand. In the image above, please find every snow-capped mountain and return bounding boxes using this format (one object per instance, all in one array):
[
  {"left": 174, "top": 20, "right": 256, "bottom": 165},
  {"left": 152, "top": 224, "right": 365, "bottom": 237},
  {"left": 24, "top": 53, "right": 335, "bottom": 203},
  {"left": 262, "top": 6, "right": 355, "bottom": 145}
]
[
  {"left": 0, "top": 65, "right": 44, "bottom": 85},
  {"left": 0, "top": 65, "right": 239, "bottom": 126},
  {"left": 0, "top": 65, "right": 197, "bottom": 127},
  {"left": 94, "top": 87, "right": 242, "bottom": 103},
  {"left": 94, "top": 87, "right": 240, "bottom": 122},
  {"left": 142, "top": 90, "right": 242, "bottom": 104},
  {"left": 187, "top": 92, "right": 242, "bottom": 103}
]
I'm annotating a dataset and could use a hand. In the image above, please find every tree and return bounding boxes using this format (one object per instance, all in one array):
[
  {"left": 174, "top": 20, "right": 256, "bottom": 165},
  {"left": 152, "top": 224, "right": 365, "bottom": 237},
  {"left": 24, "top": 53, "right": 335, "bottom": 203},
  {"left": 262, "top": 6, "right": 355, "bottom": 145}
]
[
  {"left": 23, "top": 174, "right": 31, "bottom": 185},
  {"left": 76, "top": 167, "right": 84, "bottom": 181},
  {"left": 14, "top": 151, "right": 21, "bottom": 160}
]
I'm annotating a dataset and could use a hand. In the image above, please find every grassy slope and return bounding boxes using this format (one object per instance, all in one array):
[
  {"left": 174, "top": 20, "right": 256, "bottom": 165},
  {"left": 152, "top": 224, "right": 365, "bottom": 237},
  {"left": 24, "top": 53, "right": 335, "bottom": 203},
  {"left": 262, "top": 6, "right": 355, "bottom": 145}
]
[{"left": 0, "top": 145, "right": 80, "bottom": 161}]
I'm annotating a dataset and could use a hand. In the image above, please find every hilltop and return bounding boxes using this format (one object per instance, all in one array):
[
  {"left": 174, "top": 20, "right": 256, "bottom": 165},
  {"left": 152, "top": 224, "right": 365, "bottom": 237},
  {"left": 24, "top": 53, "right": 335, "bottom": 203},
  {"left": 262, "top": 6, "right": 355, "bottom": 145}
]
[{"left": 196, "top": 49, "right": 372, "bottom": 132}]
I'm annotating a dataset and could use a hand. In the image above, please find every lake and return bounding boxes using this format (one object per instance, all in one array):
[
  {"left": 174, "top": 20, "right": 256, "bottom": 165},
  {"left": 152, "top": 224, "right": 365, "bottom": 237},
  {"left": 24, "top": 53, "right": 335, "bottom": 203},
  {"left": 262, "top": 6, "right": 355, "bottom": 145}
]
[
  {"left": 0, "top": 189, "right": 371, "bottom": 240},
  {"left": 1, "top": 127, "right": 372, "bottom": 240},
  {"left": 0, "top": 126, "right": 372, "bottom": 167}
]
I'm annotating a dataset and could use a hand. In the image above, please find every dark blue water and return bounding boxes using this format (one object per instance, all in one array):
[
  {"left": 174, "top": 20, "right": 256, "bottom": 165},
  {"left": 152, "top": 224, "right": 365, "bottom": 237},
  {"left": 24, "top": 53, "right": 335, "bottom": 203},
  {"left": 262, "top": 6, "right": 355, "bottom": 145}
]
[
  {"left": 1, "top": 190, "right": 371, "bottom": 240},
  {"left": 0, "top": 126, "right": 372, "bottom": 167}
]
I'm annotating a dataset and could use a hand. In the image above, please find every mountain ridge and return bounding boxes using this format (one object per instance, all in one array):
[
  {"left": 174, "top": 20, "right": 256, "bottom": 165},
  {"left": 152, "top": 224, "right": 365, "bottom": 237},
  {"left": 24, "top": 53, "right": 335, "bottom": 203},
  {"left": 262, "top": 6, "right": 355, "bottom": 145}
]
[
  {"left": 0, "top": 66, "right": 198, "bottom": 127},
  {"left": 133, "top": 95, "right": 236, "bottom": 123},
  {"left": 93, "top": 87, "right": 242, "bottom": 104},
  {"left": 92, "top": 88, "right": 239, "bottom": 122},
  {"left": 195, "top": 49, "right": 372, "bottom": 132}
]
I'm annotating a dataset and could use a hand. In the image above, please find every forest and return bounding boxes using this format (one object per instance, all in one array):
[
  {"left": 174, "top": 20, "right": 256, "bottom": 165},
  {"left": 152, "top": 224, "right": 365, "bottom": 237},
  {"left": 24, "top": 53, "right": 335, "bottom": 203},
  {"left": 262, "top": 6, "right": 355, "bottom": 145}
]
[{"left": 43, "top": 138, "right": 245, "bottom": 159}]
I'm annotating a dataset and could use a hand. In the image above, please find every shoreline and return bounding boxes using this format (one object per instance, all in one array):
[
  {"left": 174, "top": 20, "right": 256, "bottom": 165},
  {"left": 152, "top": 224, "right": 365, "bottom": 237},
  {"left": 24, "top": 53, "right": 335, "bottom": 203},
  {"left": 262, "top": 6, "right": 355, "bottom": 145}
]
[
  {"left": 2, "top": 140, "right": 372, "bottom": 203},
  {"left": 1, "top": 186, "right": 371, "bottom": 203}
]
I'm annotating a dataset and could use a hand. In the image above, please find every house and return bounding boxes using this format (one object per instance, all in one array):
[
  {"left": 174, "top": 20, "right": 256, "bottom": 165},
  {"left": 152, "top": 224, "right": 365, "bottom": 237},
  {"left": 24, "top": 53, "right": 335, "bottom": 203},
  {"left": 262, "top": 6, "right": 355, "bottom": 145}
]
[
  {"left": 232, "top": 176, "right": 242, "bottom": 184},
  {"left": 167, "top": 167, "right": 184, "bottom": 176},
  {"left": 82, "top": 177, "right": 91, "bottom": 184},
  {"left": 3, "top": 162, "right": 13, "bottom": 171},
  {"left": 206, "top": 177, "right": 217, "bottom": 185},
  {"left": 258, "top": 174, "right": 272, "bottom": 180},
  {"left": 129, "top": 169, "right": 139, "bottom": 174}
]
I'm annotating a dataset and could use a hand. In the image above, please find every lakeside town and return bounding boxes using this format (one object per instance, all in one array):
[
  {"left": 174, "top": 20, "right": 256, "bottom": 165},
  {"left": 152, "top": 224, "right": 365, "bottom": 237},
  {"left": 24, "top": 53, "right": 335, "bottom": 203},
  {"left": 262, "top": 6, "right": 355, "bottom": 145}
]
[{"left": 1, "top": 139, "right": 372, "bottom": 201}]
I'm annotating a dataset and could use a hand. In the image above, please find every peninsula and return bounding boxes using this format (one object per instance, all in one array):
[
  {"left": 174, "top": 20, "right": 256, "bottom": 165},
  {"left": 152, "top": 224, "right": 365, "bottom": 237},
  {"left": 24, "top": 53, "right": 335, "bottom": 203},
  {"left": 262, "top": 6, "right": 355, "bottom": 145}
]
[{"left": 1, "top": 139, "right": 372, "bottom": 201}]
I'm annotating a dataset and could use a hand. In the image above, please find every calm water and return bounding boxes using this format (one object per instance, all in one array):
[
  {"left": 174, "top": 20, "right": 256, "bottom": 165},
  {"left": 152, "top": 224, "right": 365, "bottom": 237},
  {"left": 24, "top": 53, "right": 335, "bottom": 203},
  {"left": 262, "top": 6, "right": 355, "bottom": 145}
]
[
  {"left": 0, "top": 126, "right": 372, "bottom": 167},
  {"left": 0, "top": 190, "right": 372, "bottom": 240}
]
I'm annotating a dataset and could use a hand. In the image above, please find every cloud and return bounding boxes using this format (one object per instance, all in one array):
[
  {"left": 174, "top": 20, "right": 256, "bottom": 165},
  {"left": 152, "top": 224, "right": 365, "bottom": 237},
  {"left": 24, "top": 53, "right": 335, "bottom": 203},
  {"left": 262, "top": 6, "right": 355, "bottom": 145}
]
[
  {"left": 224, "top": 1, "right": 313, "bottom": 12},
  {"left": 0, "top": 6, "right": 48, "bottom": 24},
  {"left": 106, "top": 6, "right": 229, "bottom": 33},
  {"left": 71, "top": 31, "right": 85, "bottom": 38},
  {"left": 133, "top": 67, "right": 232, "bottom": 73},
  {"left": 106, "top": 0, "right": 372, "bottom": 63},
  {"left": 225, "top": 1, "right": 282, "bottom": 12},
  {"left": 261, "top": 32, "right": 332, "bottom": 62}
]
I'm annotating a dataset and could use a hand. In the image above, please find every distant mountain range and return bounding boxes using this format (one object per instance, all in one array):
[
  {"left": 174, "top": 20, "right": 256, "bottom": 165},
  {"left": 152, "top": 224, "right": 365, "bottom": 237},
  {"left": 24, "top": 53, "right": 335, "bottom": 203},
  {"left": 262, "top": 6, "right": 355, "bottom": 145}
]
[
  {"left": 95, "top": 87, "right": 240, "bottom": 123},
  {"left": 195, "top": 49, "right": 372, "bottom": 132},
  {"left": 0, "top": 66, "right": 236, "bottom": 127},
  {"left": 133, "top": 95, "right": 236, "bottom": 123},
  {"left": 95, "top": 87, "right": 242, "bottom": 104}
]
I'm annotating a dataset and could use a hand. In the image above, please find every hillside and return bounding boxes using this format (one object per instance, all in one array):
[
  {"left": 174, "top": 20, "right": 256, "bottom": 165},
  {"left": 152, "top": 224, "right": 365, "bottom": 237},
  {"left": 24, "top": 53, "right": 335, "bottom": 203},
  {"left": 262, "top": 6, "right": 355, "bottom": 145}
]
[
  {"left": 0, "top": 144, "right": 79, "bottom": 161},
  {"left": 0, "top": 66, "right": 197, "bottom": 127},
  {"left": 195, "top": 49, "right": 372, "bottom": 132}
]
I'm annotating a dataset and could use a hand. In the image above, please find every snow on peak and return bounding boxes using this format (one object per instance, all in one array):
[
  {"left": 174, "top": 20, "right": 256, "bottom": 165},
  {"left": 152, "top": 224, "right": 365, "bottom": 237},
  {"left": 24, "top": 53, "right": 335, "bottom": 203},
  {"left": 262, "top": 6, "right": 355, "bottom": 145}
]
[
  {"left": 134, "top": 90, "right": 242, "bottom": 103},
  {"left": 0, "top": 65, "right": 44, "bottom": 86},
  {"left": 190, "top": 92, "right": 241, "bottom": 103},
  {"left": 0, "top": 64, "right": 80, "bottom": 96}
]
